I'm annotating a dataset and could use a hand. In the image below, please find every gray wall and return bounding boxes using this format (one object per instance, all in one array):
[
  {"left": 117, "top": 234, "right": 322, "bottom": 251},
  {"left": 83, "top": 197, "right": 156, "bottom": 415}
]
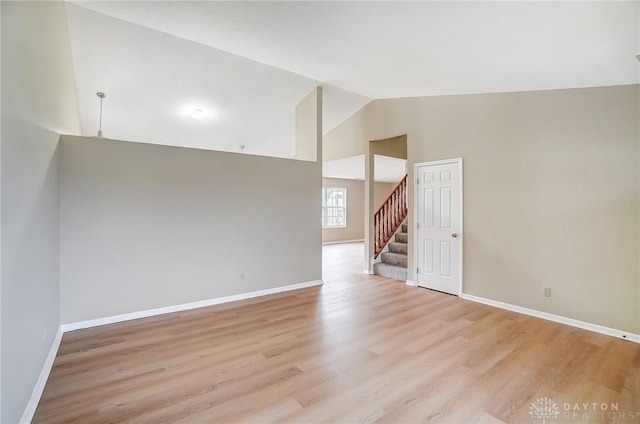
[
  {"left": 325, "top": 84, "right": 640, "bottom": 333},
  {"left": 322, "top": 178, "right": 395, "bottom": 243},
  {"left": 374, "top": 182, "right": 397, "bottom": 214},
  {"left": 1, "top": 2, "right": 80, "bottom": 422},
  {"left": 405, "top": 86, "right": 640, "bottom": 333},
  {"left": 295, "top": 89, "right": 320, "bottom": 161},
  {"left": 60, "top": 136, "right": 322, "bottom": 324},
  {"left": 322, "top": 178, "right": 365, "bottom": 243}
]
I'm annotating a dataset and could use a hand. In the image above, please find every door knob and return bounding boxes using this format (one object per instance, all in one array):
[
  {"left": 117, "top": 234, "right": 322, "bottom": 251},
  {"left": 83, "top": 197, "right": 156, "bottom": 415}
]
[{"left": 451, "top": 233, "right": 458, "bottom": 238}]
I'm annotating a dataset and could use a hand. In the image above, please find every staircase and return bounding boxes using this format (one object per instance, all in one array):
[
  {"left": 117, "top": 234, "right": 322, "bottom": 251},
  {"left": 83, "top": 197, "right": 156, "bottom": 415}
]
[
  {"left": 373, "top": 222, "right": 408, "bottom": 281},
  {"left": 371, "top": 174, "right": 408, "bottom": 282}
]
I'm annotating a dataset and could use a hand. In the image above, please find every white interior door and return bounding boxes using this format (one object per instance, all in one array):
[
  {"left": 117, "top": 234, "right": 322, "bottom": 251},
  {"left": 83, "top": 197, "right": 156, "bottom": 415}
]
[{"left": 415, "top": 159, "right": 462, "bottom": 295}]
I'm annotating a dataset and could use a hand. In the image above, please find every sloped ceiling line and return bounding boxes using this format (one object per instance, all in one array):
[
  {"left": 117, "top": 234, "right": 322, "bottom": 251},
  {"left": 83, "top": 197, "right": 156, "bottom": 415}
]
[{"left": 65, "top": 1, "right": 639, "bottom": 158}]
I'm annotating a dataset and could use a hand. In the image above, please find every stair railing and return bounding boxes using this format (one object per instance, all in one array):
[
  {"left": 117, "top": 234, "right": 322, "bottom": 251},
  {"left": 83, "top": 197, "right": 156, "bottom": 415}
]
[{"left": 374, "top": 174, "right": 408, "bottom": 258}]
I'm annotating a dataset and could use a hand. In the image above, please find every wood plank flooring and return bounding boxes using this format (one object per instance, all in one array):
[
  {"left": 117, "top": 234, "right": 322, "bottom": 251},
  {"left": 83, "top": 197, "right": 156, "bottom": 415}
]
[{"left": 34, "top": 243, "right": 640, "bottom": 423}]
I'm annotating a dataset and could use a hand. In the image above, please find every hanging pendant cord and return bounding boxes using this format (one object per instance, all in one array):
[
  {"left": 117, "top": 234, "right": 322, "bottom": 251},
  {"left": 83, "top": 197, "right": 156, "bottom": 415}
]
[
  {"left": 96, "top": 92, "right": 106, "bottom": 137},
  {"left": 99, "top": 97, "right": 103, "bottom": 134}
]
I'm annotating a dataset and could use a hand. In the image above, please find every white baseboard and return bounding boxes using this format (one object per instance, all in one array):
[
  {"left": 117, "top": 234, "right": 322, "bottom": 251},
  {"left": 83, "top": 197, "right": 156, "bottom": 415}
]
[
  {"left": 61, "top": 280, "right": 324, "bottom": 332},
  {"left": 363, "top": 270, "right": 373, "bottom": 275},
  {"left": 405, "top": 280, "right": 418, "bottom": 287},
  {"left": 322, "top": 239, "right": 364, "bottom": 245},
  {"left": 460, "top": 293, "right": 640, "bottom": 344},
  {"left": 20, "top": 328, "right": 64, "bottom": 424},
  {"left": 24, "top": 279, "right": 324, "bottom": 422}
]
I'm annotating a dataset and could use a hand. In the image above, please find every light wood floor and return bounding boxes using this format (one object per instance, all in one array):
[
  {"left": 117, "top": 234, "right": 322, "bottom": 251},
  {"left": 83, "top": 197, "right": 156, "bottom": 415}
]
[{"left": 34, "top": 243, "right": 640, "bottom": 423}]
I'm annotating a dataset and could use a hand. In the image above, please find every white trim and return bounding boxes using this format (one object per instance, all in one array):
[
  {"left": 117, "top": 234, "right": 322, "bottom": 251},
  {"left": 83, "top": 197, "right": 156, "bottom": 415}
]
[
  {"left": 20, "top": 328, "right": 64, "bottom": 424},
  {"left": 322, "top": 239, "right": 364, "bottom": 245},
  {"left": 460, "top": 293, "right": 640, "bottom": 344},
  {"left": 413, "top": 158, "right": 463, "bottom": 296},
  {"left": 322, "top": 186, "right": 347, "bottom": 229},
  {"left": 22, "top": 280, "right": 324, "bottom": 422},
  {"left": 61, "top": 280, "right": 323, "bottom": 332},
  {"left": 363, "top": 269, "right": 373, "bottom": 275},
  {"left": 414, "top": 157, "right": 463, "bottom": 167},
  {"left": 405, "top": 280, "right": 418, "bottom": 287},
  {"left": 459, "top": 159, "right": 464, "bottom": 295}
]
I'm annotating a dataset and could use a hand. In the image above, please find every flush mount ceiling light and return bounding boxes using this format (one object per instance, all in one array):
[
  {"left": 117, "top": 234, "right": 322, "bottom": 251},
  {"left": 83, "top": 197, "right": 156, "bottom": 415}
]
[{"left": 189, "top": 107, "right": 207, "bottom": 120}]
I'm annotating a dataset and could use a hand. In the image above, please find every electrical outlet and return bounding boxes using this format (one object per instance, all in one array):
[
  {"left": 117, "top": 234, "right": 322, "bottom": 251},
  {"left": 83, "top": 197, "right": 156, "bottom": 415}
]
[{"left": 543, "top": 287, "right": 551, "bottom": 297}]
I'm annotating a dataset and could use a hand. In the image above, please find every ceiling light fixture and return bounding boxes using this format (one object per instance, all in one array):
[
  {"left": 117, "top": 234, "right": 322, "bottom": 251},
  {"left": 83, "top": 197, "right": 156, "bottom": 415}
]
[
  {"left": 96, "top": 92, "right": 106, "bottom": 137},
  {"left": 190, "top": 108, "right": 207, "bottom": 120}
]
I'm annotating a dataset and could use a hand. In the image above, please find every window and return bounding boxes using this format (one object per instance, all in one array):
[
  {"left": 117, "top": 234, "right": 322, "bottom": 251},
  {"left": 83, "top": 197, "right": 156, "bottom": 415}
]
[{"left": 322, "top": 187, "right": 346, "bottom": 228}]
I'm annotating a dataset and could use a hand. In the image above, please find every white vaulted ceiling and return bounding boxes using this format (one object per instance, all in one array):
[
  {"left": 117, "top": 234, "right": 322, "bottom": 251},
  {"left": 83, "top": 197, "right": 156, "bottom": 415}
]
[
  {"left": 65, "top": 4, "right": 370, "bottom": 157},
  {"left": 323, "top": 155, "right": 407, "bottom": 183},
  {"left": 66, "top": 1, "right": 640, "bottom": 157}
]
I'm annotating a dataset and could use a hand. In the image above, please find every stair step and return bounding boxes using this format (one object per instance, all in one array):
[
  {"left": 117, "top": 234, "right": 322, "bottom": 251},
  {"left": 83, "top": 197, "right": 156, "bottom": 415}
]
[
  {"left": 373, "top": 262, "right": 408, "bottom": 282},
  {"left": 395, "top": 232, "right": 408, "bottom": 243},
  {"left": 381, "top": 252, "right": 408, "bottom": 267},
  {"left": 401, "top": 223, "right": 408, "bottom": 233},
  {"left": 388, "top": 242, "right": 407, "bottom": 255}
]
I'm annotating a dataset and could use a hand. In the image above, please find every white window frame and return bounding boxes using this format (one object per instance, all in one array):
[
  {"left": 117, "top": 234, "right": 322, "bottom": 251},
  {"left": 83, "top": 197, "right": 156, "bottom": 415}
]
[{"left": 322, "top": 187, "right": 347, "bottom": 229}]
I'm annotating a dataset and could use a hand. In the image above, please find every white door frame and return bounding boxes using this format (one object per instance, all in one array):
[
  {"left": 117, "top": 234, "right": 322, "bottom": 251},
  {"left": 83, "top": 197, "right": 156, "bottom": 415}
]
[{"left": 413, "top": 158, "right": 463, "bottom": 295}]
